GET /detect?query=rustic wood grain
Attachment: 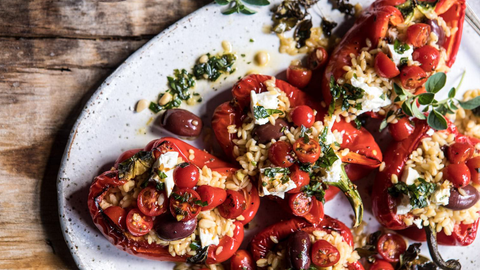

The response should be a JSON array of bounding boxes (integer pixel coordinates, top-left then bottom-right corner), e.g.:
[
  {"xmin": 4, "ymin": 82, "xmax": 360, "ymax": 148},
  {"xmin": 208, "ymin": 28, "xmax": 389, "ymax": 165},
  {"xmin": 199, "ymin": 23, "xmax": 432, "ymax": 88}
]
[{"xmin": 0, "ymin": 0, "xmax": 210, "ymax": 269}]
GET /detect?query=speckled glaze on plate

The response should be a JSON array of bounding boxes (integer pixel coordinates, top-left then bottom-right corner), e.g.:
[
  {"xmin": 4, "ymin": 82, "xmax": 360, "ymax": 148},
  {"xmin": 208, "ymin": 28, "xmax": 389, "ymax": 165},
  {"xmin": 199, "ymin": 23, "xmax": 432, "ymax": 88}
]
[{"xmin": 58, "ymin": 1, "xmax": 480, "ymax": 269}]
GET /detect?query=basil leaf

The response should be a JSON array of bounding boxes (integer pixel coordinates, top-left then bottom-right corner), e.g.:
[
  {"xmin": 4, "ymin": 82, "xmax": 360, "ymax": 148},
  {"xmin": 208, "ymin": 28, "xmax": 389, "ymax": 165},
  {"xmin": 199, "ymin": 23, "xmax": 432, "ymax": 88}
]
[
  {"xmin": 149, "ymin": 102, "xmax": 161, "ymax": 113},
  {"xmin": 411, "ymin": 100, "xmax": 426, "ymax": 120},
  {"xmin": 427, "ymin": 109, "xmax": 448, "ymax": 130},
  {"xmin": 417, "ymin": 93, "xmax": 435, "ymax": 105},
  {"xmin": 448, "ymin": 87, "xmax": 456, "ymax": 98},
  {"xmin": 458, "ymin": 96, "xmax": 480, "ymax": 110},
  {"xmin": 394, "ymin": 83, "xmax": 405, "ymax": 96},
  {"xmin": 402, "ymin": 99, "xmax": 413, "ymax": 117},
  {"xmin": 388, "ymin": 178, "xmax": 436, "ymax": 209},
  {"xmin": 425, "ymin": 72, "xmax": 446, "ymax": 93},
  {"xmin": 394, "ymin": 39, "xmax": 410, "ymax": 54},
  {"xmin": 264, "ymin": 167, "xmax": 290, "ymax": 178},
  {"xmin": 215, "ymin": 0, "xmax": 230, "ymax": 5},
  {"xmin": 243, "ymin": 0, "xmax": 270, "ymax": 6}
]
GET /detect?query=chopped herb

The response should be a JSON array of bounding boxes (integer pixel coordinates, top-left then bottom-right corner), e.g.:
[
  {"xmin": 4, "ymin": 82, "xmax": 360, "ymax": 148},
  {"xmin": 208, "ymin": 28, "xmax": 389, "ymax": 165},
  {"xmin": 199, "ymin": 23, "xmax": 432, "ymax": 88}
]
[
  {"xmin": 303, "ymin": 181, "xmax": 326, "ymax": 203},
  {"xmin": 251, "ymin": 161, "xmax": 258, "ymax": 166},
  {"xmin": 118, "ymin": 151, "xmax": 155, "ymax": 180},
  {"xmin": 168, "ymin": 69, "xmax": 195, "ymax": 100},
  {"xmin": 264, "ymin": 167, "xmax": 291, "ymax": 178},
  {"xmin": 329, "ymin": 76, "xmax": 365, "ymax": 115},
  {"xmin": 317, "ymin": 145, "xmax": 339, "ymax": 168},
  {"xmin": 158, "ymin": 171, "xmax": 167, "ymax": 179},
  {"xmin": 178, "ymin": 162, "xmax": 190, "ymax": 168},
  {"xmin": 388, "ymin": 178, "xmax": 436, "ymax": 209},
  {"xmin": 250, "ymin": 38, "xmax": 254, "ymax": 42},
  {"xmin": 394, "ymin": 39, "xmax": 411, "ymax": 54},
  {"xmin": 354, "ymin": 118, "xmax": 362, "ymax": 130},
  {"xmin": 172, "ymin": 192, "xmax": 192, "ymax": 203},
  {"xmin": 399, "ymin": 57, "xmax": 409, "ymax": 66},
  {"xmin": 321, "ymin": 18, "xmax": 338, "ymax": 37},
  {"xmin": 186, "ymin": 246, "xmax": 209, "ymax": 264},
  {"xmin": 194, "ymin": 200, "xmax": 208, "ymax": 207},
  {"xmin": 193, "ymin": 53, "xmax": 237, "ymax": 81},
  {"xmin": 262, "ymin": 181, "xmax": 268, "ymax": 186},
  {"xmin": 241, "ymin": 54, "xmax": 246, "ymax": 57},
  {"xmin": 189, "ymin": 241, "xmax": 201, "ymax": 251},
  {"xmin": 299, "ymin": 125, "xmax": 310, "ymax": 143},
  {"xmin": 253, "ymin": 106, "xmax": 283, "ymax": 119},
  {"xmin": 318, "ymin": 126, "xmax": 328, "ymax": 142}
]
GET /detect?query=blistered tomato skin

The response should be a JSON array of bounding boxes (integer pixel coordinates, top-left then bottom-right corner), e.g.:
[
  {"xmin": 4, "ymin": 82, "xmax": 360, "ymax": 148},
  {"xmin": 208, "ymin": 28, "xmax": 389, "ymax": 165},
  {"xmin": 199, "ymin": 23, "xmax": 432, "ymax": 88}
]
[
  {"xmin": 137, "ymin": 187, "xmax": 168, "ymax": 217},
  {"xmin": 388, "ymin": 117, "xmax": 414, "ymax": 141},
  {"xmin": 444, "ymin": 163, "xmax": 471, "ymax": 188},
  {"xmin": 447, "ymin": 142, "xmax": 474, "ymax": 164},
  {"xmin": 374, "ymin": 52, "xmax": 400, "ymax": 79},
  {"xmin": 287, "ymin": 65, "xmax": 312, "ymax": 88},
  {"xmin": 196, "ymin": 185, "xmax": 227, "ymax": 211},
  {"xmin": 370, "ymin": 259, "xmax": 394, "ymax": 270},
  {"xmin": 288, "ymin": 164, "xmax": 310, "ymax": 194},
  {"xmin": 467, "ymin": 157, "xmax": 480, "ymax": 185},
  {"xmin": 173, "ymin": 163, "xmax": 200, "ymax": 188},
  {"xmin": 269, "ymin": 141, "xmax": 295, "ymax": 168},
  {"xmin": 218, "ymin": 190, "xmax": 246, "ymax": 219},
  {"xmin": 290, "ymin": 105, "xmax": 315, "ymax": 128},
  {"xmin": 400, "ymin": 66, "xmax": 427, "ymax": 90},
  {"xmin": 406, "ymin": 23, "xmax": 431, "ymax": 47},
  {"xmin": 412, "ymin": 45, "xmax": 440, "ymax": 72},
  {"xmin": 230, "ymin": 250, "xmax": 255, "ymax": 270}
]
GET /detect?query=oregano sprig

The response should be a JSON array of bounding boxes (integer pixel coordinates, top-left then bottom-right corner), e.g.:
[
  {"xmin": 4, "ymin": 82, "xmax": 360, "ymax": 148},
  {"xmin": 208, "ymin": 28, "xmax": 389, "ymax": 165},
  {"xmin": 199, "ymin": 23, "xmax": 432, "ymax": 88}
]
[
  {"xmin": 215, "ymin": 0, "xmax": 270, "ymax": 15},
  {"xmin": 394, "ymin": 71, "xmax": 480, "ymax": 130}
]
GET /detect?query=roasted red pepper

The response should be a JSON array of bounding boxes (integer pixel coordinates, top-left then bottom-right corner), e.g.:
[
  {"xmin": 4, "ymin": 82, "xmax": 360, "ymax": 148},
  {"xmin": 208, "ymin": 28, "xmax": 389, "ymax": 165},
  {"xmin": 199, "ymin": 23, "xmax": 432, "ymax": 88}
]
[
  {"xmin": 321, "ymin": 0, "xmax": 466, "ymax": 108},
  {"xmin": 88, "ymin": 138, "xmax": 258, "ymax": 263},
  {"xmin": 250, "ymin": 216, "xmax": 364, "ymax": 269},
  {"xmin": 372, "ymin": 119, "xmax": 479, "ymax": 246}
]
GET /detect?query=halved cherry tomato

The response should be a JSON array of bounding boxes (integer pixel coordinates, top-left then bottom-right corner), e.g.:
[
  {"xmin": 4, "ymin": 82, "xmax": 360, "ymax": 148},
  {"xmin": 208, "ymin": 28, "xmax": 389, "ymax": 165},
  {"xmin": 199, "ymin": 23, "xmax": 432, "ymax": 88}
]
[
  {"xmin": 288, "ymin": 192, "xmax": 313, "ymax": 216},
  {"xmin": 406, "ymin": 23, "xmax": 431, "ymax": 47},
  {"xmin": 173, "ymin": 162, "xmax": 199, "ymax": 188},
  {"xmin": 288, "ymin": 164, "xmax": 310, "ymax": 193},
  {"xmin": 290, "ymin": 105, "xmax": 315, "ymax": 128},
  {"xmin": 412, "ymin": 45, "xmax": 440, "ymax": 72},
  {"xmin": 376, "ymin": 233, "xmax": 407, "ymax": 263},
  {"xmin": 447, "ymin": 142, "xmax": 474, "ymax": 164},
  {"xmin": 218, "ymin": 190, "xmax": 246, "ymax": 219},
  {"xmin": 126, "ymin": 208, "xmax": 153, "ymax": 236},
  {"xmin": 196, "ymin": 185, "xmax": 227, "ymax": 211},
  {"xmin": 287, "ymin": 65, "xmax": 312, "ymax": 88},
  {"xmin": 137, "ymin": 186, "xmax": 168, "ymax": 217},
  {"xmin": 293, "ymin": 138, "xmax": 321, "ymax": 164},
  {"xmin": 467, "ymin": 157, "xmax": 480, "ymax": 185},
  {"xmin": 400, "ymin": 66, "xmax": 427, "ymax": 90},
  {"xmin": 444, "ymin": 163, "xmax": 471, "ymax": 188},
  {"xmin": 370, "ymin": 259, "xmax": 394, "ymax": 270},
  {"xmin": 388, "ymin": 117, "xmax": 414, "ymax": 141},
  {"xmin": 374, "ymin": 52, "xmax": 400, "ymax": 78},
  {"xmin": 169, "ymin": 188, "xmax": 202, "ymax": 221},
  {"xmin": 230, "ymin": 250, "xmax": 255, "ymax": 270},
  {"xmin": 269, "ymin": 141, "xmax": 295, "ymax": 168},
  {"xmin": 103, "ymin": 206, "xmax": 126, "ymax": 230},
  {"xmin": 303, "ymin": 197, "xmax": 324, "ymax": 225},
  {"xmin": 311, "ymin": 239, "xmax": 340, "ymax": 267}
]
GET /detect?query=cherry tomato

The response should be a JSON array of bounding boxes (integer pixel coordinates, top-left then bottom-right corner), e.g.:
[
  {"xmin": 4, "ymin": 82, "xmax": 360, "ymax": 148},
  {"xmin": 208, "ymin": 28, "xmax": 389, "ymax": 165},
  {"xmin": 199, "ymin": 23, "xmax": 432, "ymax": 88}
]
[
  {"xmin": 218, "ymin": 190, "xmax": 246, "ymax": 219},
  {"xmin": 304, "ymin": 197, "xmax": 325, "ymax": 225},
  {"xmin": 230, "ymin": 250, "xmax": 255, "ymax": 270},
  {"xmin": 293, "ymin": 138, "xmax": 321, "ymax": 164},
  {"xmin": 126, "ymin": 208, "xmax": 153, "ymax": 236},
  {"xmin": 308, "ymin": 47, "xmax": 329, "ymax": 70},
  {"xmin": 269, "ymin": 141, "xmax": 295, "ymax": 168},
  {"xmin": 169, "ymin": 188, "xmax": 202, "ymax": 221},
  {"xmin": 311, "ymin": 239, "xmax": 340, "ymax": 267},
  {"xmin": 287, "ymin": 65, "xmax": 312, "ymax": 88},
  {"xmin": 137, "ymin": 186, "xmax": 168, "ymax": 217},
  {"xmin": 388, "ymin": 117, "xmax": 414, "ymax": 141},
  {"xmin": 467, "ymin": 157, "xmax": 480, "ymax": 185},
  {"xmin": 400, "ymin": 66, "xmax": 427, "ymax": 90},
  {"xmin": 103, "ymin": 206, "xmax": 126, "ymax": 230},
  {"xmin": 370, "ymin": 259, "xmax": 394, "ymax": 270},
  {"xmin": 196, "ymin": 185, "xmax": 227, "ymax": 211},
  {"xmin": 447, "ymin": 142, "xmax": 474, "ymax": 164},
  {"xmin": 444, "ymin": 163, "xmax": 471, "ymax": 188},
  {"xmin": 374, "ymin": 52, "xmax": 400, "ymax": 78},
  {"xmin": 376, "ymin": 233, "xmax": 407, "ymax": 262},
  {"xmin": 412, "ymin": 45, "xmax": 440, "ymax": 72},
  {"xmin": 288, "ymin": 192, "xmax": 313, "ymax": 216},
  {"xmin": 173, "ymin": 162, "xmax": 199, "ymax": 188},
  {"xmin": 288, "ymin": 164, "xmax": 310, "ymax": 193},
  {"xmin": 406, "ymin": 23, "xmax": 431, "ymax": 47},
  {"xmin": 290, "ymin": 105, "xmax": 315, "ymax": 128}
]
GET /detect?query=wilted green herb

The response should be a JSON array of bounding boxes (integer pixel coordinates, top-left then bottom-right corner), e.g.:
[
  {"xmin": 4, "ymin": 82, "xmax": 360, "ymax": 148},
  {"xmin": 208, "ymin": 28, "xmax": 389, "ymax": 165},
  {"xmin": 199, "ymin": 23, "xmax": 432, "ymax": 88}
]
[{"xmin": 193, "ymin": 53, "xmax": 236, "ymax": 81}]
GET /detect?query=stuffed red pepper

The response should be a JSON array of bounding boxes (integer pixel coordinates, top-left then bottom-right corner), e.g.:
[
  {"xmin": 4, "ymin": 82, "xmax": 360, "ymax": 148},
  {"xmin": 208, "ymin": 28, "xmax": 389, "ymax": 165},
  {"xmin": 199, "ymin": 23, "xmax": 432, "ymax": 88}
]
[{"xmin": 88, "ymin": 138, "xmax": 260, "ymax": 265}]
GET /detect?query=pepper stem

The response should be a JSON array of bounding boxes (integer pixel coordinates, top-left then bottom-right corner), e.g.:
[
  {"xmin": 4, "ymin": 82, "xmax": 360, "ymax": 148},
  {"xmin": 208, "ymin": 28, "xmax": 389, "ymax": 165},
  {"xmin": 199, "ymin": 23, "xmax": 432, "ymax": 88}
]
[
  {"xmin": 324, "ymin": 164, "xmax": 364, "ymax": 227},
  {"xmin": 424, "ymin": 226, "xmax": 461, "ymax": 270}
]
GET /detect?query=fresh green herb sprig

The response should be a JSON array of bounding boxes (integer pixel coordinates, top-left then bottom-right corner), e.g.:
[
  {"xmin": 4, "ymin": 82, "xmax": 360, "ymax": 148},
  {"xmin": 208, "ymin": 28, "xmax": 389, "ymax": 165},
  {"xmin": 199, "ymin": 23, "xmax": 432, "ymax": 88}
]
[
  {"xmin": 317, "ymin": 126, "xmax": 339, "ymax": 168},
  {"xmin": 193, "ymin": 53, "xmax": 236, "ymax": 81},
  {"xmin": 253, "ymin": 106, "xmax": 284, "ymax": 120},
  {"xmin": 394, "ymin": 72, "xmax": 480, "ymax": 130},
  {"xmin": 388, "ymin": 178, "xmax": 436, "ymax": 209},
  {"xmin": 394, "ymin": 39, "xmax": 411, "ymax": 54},
  {"xmin": 215, "ymin": 0, "xmax": 270, "ymax": 15},
  {"xmin": 303, "ymin": 181, "xmax": 326, "ymax": 203},
  {"xmin": 263, "ymin": 167, "xmax": 291, "ymax": 184},
  {"xmin": 329, "ymin": 76, "xmax": 365, "ymax": 115}
]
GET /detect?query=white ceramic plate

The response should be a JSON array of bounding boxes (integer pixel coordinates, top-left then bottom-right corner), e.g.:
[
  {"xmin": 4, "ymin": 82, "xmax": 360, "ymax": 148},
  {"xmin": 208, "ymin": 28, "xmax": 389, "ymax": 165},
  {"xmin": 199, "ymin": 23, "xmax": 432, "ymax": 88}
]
[{"xmin": 58, "ymin": 1, "xmax": 480, "ymax": 269}]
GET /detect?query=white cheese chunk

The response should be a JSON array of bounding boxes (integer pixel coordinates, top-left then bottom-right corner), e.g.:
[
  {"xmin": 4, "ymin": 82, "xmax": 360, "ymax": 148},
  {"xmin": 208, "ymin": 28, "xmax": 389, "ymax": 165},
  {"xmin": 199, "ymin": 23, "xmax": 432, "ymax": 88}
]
[
  {"xmin": 322, "ymin": 157, "xmax": 343, "ymax": 184},
  {"xmin": 431, "ymin": 187, "xmax": 451, "ymax": 206},
  {"xmin": 152, "ymin": 151, "xmax": 179, "ymax": 198},
  {"xmin": 396, "ymin": 195, "xmax": 413, "ymax": 215},
  {"xmin": 426, "ymin": 129, "xmax": 434, "ymax": 136},
  {"xmin": 386, "ymin": 43, "xmax": 414, "ymax": 66},
  {"xmin": 401, "ymin": 167, "xmax": 420, "ymax": 186},
  {"xmin": 413, "ymin": 218, "xmax": 423, "ymax": 229},
  {"xmin": 323, "ymin": 115, "xmax": 338, "ymax": 145},
  {"xmin": 350, "ymin": 77, "xmax": 391, "ymax": 115},
  {"xmin": 250, "ymin": 90, "xmax": 280, "ymax": 125},
  {"xmin": 260, "ymin": 167, "xmax": 297, "ymax": 199},
  {"xmin": 199, "ymin": 228, "xmax": 219, "ymax": 248}
]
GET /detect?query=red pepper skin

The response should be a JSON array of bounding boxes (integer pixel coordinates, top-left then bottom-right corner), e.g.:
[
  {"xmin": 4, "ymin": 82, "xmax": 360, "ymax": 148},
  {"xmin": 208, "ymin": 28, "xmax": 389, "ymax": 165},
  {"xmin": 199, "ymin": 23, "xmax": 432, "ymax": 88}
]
[
  {"xmin": 88, "ymin": 138, "xmax": 254, "ymax": 263},
  {"xmin": 212, "ymin": 75, "xmax": 383, "ymax": 195},
  {"xmin": 241, "ymin": 185, "xmax": 260, "ymax": 225},
  {"xmin": 250, "ymin": 216, "xmax": 361, "ymax": 268},
  {"xmin": 372, "ymin": 119, "xmax": 480, "ymax": 245},
  {"xmin": 321, "ymin": 0, "xmax": 465, "ymax": 108},
  {"xmin": 231, "ymin": 249, "xmax": 256, "ymax": 270}
]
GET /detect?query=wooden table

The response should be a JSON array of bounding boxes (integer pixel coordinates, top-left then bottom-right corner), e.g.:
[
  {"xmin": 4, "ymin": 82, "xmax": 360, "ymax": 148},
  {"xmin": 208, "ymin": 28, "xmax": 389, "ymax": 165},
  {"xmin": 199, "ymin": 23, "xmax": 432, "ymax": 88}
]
[{"xmin": 0, "ymin": 1, "xmax": 209, "ymax": 268}]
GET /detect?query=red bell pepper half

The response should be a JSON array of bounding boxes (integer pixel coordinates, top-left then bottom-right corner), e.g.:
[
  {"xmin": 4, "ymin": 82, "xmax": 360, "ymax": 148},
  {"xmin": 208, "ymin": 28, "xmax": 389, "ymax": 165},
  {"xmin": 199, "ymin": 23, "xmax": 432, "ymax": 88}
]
[
  {"xmin": 212, "ymin": 74, "xmax": 383, "ymax": 226},
  {"xmin": 321, "ymin": 0, "xmax": 466, "ymax": 108},
  {"xmin": 250, "ymin": 216, "xmax": 364, "ymax": 269},
  {"xmin": 88, "ymin": 138, "xmax": 260, "ymax": 263}
]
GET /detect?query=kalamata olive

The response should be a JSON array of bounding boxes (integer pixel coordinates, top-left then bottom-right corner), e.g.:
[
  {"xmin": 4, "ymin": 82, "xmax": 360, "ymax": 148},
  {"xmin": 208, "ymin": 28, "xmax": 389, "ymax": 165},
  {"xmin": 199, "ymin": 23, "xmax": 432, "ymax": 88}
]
[
  {"xmin": 252, "ymin": 119, "xmax": 289, "ymax": 144},
  {"xmin": 445, "ymin": 185, "xmax": 480, "ymax": 210},
  {"xmin": 161, "ymin": 109, "xmax": 203, "ymax": 138},
  {"xmin": 288, "ymin": 231, "xmax": 312, "ymax": 270},
  {"xmin": 426, "ymin": 19, "xmax": 445, "ymax": 46},
  {"xmin": 154, "ymin": 214, "xmax": 197, "ymax": 241}
]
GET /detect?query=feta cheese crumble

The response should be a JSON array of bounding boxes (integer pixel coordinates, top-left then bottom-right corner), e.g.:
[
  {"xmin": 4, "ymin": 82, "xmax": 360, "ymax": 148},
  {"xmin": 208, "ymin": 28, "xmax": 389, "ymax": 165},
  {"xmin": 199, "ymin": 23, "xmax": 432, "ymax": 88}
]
[
  {"xmin": 250, "ymin": 90, "xmax": 280, "ymax": 125},
  {"xmin": 396, "ymin": 194, "xmax": 413, "ymax": 215},
  {"xmin": 151, "ymin": 151, "xmax": 179, "ymax": 197},
  {"xmin": 350, "ymin": 77, "xmax": 391, "ymax": 115},
  {"xmin": 401, "ymin": 167, "xmax": 420, "ymax": 186},
  {"xmin": 386, "ymin": 43, "xmax": 414, "ymax": 66},
  {"xmin": 431, "ymin": 186, "xmax": 451, "ymax": 206},
  {"xmin": 260, "ymin": 167, "xmax": 297, "ymax": 199},
  {"xmin": 199, "ymin": 228, "xmax": 219, "ymax": 248}
]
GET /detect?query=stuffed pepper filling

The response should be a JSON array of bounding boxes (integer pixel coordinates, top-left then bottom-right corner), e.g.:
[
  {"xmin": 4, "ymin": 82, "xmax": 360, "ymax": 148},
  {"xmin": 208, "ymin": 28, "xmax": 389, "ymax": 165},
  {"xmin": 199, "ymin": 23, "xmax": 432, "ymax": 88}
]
[
  {"xmin": 330, "ymin": 3, "xmax": 453, "ymax": 122},
  {"xmin": 387, "ymin": 129, "xmax": 480, "ymax": 235},
  {"xmin": 451, "ymin": 89, "xmax": 480, "ymax": 139},
  {"xmin": 98, "ymin": 145, "xmax": 249, "ymax": 259}
]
